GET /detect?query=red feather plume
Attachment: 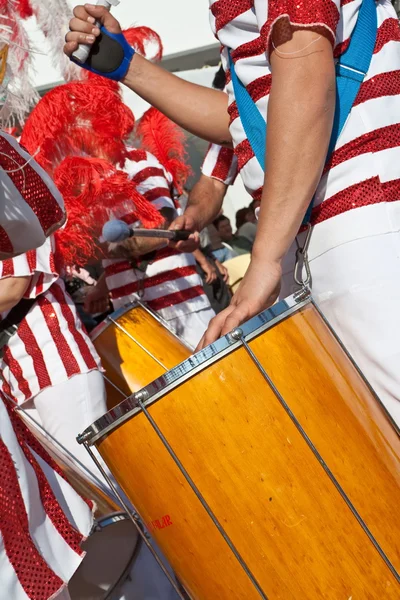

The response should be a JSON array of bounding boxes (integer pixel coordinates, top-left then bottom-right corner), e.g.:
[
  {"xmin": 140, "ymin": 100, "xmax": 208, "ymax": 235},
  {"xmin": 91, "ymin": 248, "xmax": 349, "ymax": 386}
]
[
  {"xmin": 21, "ymin": 79, "xmax": 134, "ymax": 173},
  {"xmin": 136, "ymin": 108, "xmax": 191, "ymax": 194},
  {"xmin": 123, "ymin": 26, "xmax": 163, "ymax": 61},
  {"xmin": 15, "ymin": 0, "xmax": 33, "ymax": 18},
  {"xmin": 53, "ymin": 156, "xmax": 162, "ymax": 268}
]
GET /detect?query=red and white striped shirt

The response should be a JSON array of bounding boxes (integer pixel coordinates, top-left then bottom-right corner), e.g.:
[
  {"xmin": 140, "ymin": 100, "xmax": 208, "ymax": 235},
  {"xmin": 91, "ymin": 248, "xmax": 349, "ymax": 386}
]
[
  {"xmin": 103, "ymin": 150, "xmax": 210, "ymax": 320},
  {"xmin": 0, "ymin": 237, "xmax": 102, "ymax": 405},
  {"xmin": 201, "ymin": 143, "xmax": 238, "ymax": 185},
  {"xmin": 209, "ymin": 0, "xmax": 400, "ymax": 224},
  {"xmin": 0, "ymin": 131, "xmax": 65, "ymax": 260}
]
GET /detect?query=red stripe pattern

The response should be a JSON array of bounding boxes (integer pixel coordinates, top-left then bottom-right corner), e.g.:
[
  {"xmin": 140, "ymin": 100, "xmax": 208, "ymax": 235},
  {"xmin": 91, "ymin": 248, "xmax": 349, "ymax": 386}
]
[
  {"xmin": 201, "ymin": 143, "xmax": 238, "ymax": 184},
  {"xmin": 0, "ymin": 240, "xmax": 101, "ymax": 405},
  {"xmin": 210, "ymin": 0, "xmax": 400, "ymax": 227},
  {"xmin": 0, "ymin": 135, "xmax": 64, "ymax": 235},
  {"xmin": 104, "ymin": 151, "xmax": 210, "ymax": 318}
]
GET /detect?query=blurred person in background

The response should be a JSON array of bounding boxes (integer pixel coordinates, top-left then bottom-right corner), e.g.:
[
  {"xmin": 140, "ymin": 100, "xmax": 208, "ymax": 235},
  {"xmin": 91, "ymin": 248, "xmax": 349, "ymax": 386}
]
[
  {"xmin": 213, "ymin": 215, "xmax": 252, "ymax": 256},
  {"xmin": 235, "ymin": 206, "xmax": 257, "ymax": 247}
]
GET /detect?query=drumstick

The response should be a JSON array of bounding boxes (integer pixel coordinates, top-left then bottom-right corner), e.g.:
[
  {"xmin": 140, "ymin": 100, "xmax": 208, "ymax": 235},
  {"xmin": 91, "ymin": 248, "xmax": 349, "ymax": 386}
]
[
  {"xmin": 102, "ymin": 220, "xmax": 191, "ymax": 243},
  {"xmin": 72, "ymin": 0, "xmax": 120, "ymax": 64}
]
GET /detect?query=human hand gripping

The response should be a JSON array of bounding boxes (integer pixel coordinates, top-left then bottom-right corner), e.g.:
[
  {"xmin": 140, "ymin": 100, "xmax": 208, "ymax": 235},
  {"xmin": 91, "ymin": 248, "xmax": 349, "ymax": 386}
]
[
  {"xmin": 64, "ymin": 4, "xmax": 135, "ymax": 81},
  {"xmin": 196, "ymin": 258, "xmax": 282, "ymax": 351},
  {"xmin": 168, "ymin": 214, "xmax": 200, "ymax": 253}
]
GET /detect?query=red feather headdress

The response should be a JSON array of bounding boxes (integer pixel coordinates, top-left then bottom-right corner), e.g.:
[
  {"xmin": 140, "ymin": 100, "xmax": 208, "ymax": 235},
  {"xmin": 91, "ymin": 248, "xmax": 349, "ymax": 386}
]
[
  {"xmin": 136, "ymin": 107, "xmax": 191, "ymax": 195},
  {"xmin": 52, "ymin": 156, "xmax": 162, "ymax": 268}
]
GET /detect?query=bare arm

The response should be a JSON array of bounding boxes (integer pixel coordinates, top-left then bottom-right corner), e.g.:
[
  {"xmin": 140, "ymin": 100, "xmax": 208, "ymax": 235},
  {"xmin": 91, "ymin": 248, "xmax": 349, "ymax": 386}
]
[
  {"xmin": 198, "ymin": 29, "xmax": 336, "ymax": 348},
  {"xmin": 64, "ymin": 5, "xmax": 231, "ymax": 146},
  {"xmin": 107, "ymin": 208, "xmax": 174, "ymax": 259},
  {"xmin": 169, "ymin": 175, "xmax": 228, "ymax": 252},
  {"xmin": 253, "ymin": 29, "xmax": 335, "ymax": 265},
  {"xmin": 0, "ymin": 277, "xmax": 31, "ymax": 313}
]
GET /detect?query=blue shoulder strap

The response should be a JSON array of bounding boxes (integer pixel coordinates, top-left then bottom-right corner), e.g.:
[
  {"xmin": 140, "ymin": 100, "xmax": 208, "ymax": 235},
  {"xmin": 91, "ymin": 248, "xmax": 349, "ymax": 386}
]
[{"xmin": 228, "ymin": 0, "xmax": 377, "ymax": 223}]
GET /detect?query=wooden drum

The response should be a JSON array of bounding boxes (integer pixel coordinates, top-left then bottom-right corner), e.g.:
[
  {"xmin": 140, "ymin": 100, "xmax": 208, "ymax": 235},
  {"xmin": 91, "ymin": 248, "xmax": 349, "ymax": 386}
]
[
  {"xmin": 81, "ymin": 291, "xmax": 400, "ymax": 599},
  {"xmin": 91, "ymin": 302, "xmax": 190, "ymax": 409}
]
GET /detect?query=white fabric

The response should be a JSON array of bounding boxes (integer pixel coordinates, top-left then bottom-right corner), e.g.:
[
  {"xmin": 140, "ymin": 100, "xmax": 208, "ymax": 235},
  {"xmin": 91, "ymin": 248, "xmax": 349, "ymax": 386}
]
[
  {"xmin": 0, "ymin": 238, "xmax": 102, "ymax": 405},
  {"xmin": 0, "ymin": 131, "xmax": 65, "ymax": 259},
  {"xmin": 166, "ymin": 306, "xmax": 215, "ymax": 350},
  {"xmin": 26, "ymin": 371, "xmax": 108, "ymax": 487},
  {"xmin": 0, "ymin": 398, "xmax": 93, "ymax": 600},
  {"xmin": 209, "ymin": 0, "xmax": 400, "ymax": 213},
  {"xmin": 280, "ymin": 202, "xmax": 400, "ymax": 427}
]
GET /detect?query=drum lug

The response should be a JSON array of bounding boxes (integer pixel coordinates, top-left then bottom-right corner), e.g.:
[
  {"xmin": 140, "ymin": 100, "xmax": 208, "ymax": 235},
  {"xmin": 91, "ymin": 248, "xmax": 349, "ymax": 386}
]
[
  {"xmin": 228, "ymin": 328, "xmax": 244, "ymax": 343},
  {"xmin": 134, "ymin": 389, "xmax": 150, "ymax": 405}
]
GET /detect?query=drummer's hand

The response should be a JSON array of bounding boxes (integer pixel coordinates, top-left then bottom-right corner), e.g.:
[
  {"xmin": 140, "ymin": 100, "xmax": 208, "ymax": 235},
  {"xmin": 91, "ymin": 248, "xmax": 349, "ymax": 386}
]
[
  {"xmin": 215, "ymin": 259, "xmax": 229, "ymax": 284},
  {"xmin": 202, "ymin": 260, "xmax": 218, "ymax": 284},
  {"xmin": 196, "ymin": 259, "xmax": 282, "ymax": 351},
  {"xmin": 168, "ymin": 214, "xmax": 200, "ymax": 253},
  {"xmin": 64, "ymin": 4, "xmax": 121, "ymax": 58},
  {"xmin": 84, "ymin": 285, "xmax": 110, "ymax": 315}
]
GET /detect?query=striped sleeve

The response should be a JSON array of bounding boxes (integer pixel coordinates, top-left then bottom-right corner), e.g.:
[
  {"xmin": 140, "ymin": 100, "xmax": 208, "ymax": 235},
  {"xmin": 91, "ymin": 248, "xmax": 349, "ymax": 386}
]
[
  {"xmin": 0, "ymin": 237, "xmax": 58, "ymax": 299},
  {"xmin": 201, "ymin": 144, "xmax": 238, "ymax": 185},
  {"xmin": 125, "ymin": 151, "xmax": 176, "ymax": 213},
  {"xmin": 256, "ymin": 0, "xmax": 341, "ymax": 55},
  {"xmin": 0, "ymin": 132, "xmax": 65, "ymax": 260}
]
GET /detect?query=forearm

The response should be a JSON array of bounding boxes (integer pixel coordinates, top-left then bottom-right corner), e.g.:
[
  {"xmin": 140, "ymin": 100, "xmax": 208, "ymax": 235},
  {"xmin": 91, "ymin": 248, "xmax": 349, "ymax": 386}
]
[
  {"xmin": 192, "ymin": 249, "xmax": 209, "ymax": 269},
  {"xmin": 253, "ymin": 35, "xmax": 335, "ymax": 265},
  {"xmin": 186, "ymin": 176, "xmax": 228, "ymax": 230},
  {"xmin": 108, "ymin": 237, "xmax": 167, "ymax": 260},
  {"xmin": 0, "ymin": 277, "xmax": 31, "ymax": 312},
  {"xmin": 123, "ymin": 55, "xmax": 232, "ymax": 146}
]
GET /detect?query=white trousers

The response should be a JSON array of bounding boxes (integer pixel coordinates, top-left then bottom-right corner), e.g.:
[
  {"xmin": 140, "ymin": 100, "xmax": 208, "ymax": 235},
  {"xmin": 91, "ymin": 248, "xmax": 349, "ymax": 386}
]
[
  {"xmin": 281, "ymin": 202, "xmax": 400, "ymax": 427},
  {"xmin": 167, "ymin": 307, "xmax": 215, "ymax": 349},
  {"xmin": 24, "ymin": 371, "xmax": 180, "ymax": 600},
  {"xmin": 25, "ymin": 370, "xmax": 108, "ymax": 487}
]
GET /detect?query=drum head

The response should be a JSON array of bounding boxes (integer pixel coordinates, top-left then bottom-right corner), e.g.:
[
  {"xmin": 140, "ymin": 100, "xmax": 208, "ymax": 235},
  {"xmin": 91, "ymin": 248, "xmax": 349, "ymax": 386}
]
[{"xmin": 69, "ymin": 513, "xmax": 141, "ymax": 600}]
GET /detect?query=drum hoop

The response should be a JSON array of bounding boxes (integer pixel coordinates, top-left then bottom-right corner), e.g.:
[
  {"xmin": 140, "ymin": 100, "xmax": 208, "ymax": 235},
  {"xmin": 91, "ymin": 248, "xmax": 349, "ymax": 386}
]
[{"xmin": 79, "ymin": 292, "xmax": 312, "ymax": 446}]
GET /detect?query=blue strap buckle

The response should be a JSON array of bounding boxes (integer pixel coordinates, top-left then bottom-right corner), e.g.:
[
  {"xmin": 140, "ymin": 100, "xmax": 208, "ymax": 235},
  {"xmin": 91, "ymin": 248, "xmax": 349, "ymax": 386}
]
[{"xmin": 336, "ymin": 63, "xmax": 367, "ymax": 83}]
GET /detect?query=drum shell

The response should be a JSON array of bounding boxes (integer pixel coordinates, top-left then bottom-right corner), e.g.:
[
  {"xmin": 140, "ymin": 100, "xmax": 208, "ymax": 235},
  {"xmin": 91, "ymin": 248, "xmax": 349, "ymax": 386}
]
[
  {"xmin": 91, "ymin": 304, "xmax": 190, "ymax": 409},
  {"xmin": 95, "ymin": 303, "xmax": 400, "ymax": 599}
]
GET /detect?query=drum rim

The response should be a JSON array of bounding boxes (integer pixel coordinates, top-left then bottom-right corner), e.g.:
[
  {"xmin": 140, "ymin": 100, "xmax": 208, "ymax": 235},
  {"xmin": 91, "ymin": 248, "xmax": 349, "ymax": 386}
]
[
  {"xmin": 79, "ymin": 291, "xmax": 311, "ymax": 446},
  {"xmin": 90, "ymin": 302, "xmax": 142, "ymax": 342},
  {"xmin": 90, "ymin": 299, "xmax": 190, "ymax": 348}
]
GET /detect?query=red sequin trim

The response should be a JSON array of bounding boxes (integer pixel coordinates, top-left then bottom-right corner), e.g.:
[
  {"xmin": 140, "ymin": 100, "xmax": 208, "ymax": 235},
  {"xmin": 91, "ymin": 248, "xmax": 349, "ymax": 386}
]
[
  {"xmin": 211, "ymin": 147, "xmax": 236, "ymax": 181},
  {"xmin": 37, "ymin": 293, "xmax": 81, "ymax": 379},
  {"xmin": 127, "ymin": 148, "xmax": 148, "ymax": 162},
  {"xmin": 18, "ymin": 319, "xmax": 52, "ymax": 391},
  {"xmin": 132, "ymin": 167, "xmax": 165, "ymax": 185},
  {"xmin": 374, "ymin": 18, "xmax": 400, "ymax": 55},
  {"xmin": 0, "ymin": 438, "xmax": 64, "ymax": 600},
  {"xmin": 2, "ymin": 346, "xmax": 32, "ymax": 402},
  {"xmin": 260, "ymin": 1, "xmax": 339, "ymax": 53},
  {"xmin": 111, "ymin": 266, "xmax": 198, "ymax": 300},
  {"xmin": 311, "ymin": 176, "xmax": 385, "ymax": 225},
  {"xmin": 143, "ymin": 187, "xmax": 172, "ymax": 203},
  {"xmin": 235, "ymin": 139, "xmax": 254, "ymax": 171},
  {"xmin": 26, "ymin": 249, "xmax": 37, "ymax": 272},
  {"xmin": 148, "ymin": 285, "xmax": 206, "ymax": 312},
  {"xmin": 0, "ymin": 226, "xmax": 13, "ymax": 255},
  {"xmin": 325, "ymin": 124, "xmax": 400, "ymax": 174},
  {"xmin": 382, "ymin": 178, "xmax": 400, "ymax": 202},
  {"xmin": 0, "ymin": 137, "xmax": 64, "ymax": 236},
  {"xmin": 50, "ymin": 282, "xmax": 98, "ymax": 372},
  {"xmin": 105, "ymin": 260, "xmax": 132, "ymax": 278},
  {"xmin": 355, "ymin": 70, "xmax": 400, "ymax": 107},
  {"xmin": 211, "ymin": 0, "xmax": 253, "ymax": 33}
]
